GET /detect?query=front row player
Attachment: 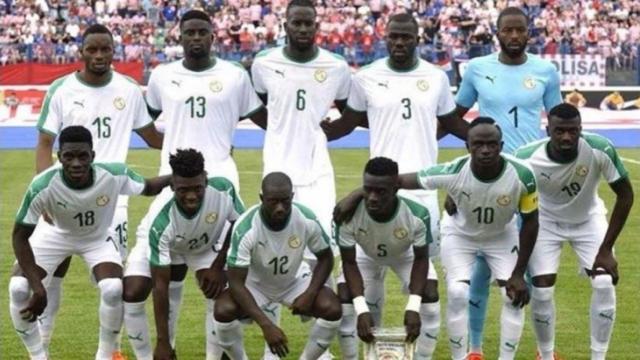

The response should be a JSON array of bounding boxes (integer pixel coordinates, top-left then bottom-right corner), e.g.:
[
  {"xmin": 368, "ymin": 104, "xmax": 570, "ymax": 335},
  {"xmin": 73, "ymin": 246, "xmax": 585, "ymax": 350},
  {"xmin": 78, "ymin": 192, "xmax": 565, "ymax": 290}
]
[
  {"xmin": 214, "ymin": 172, "xmax": 342, "ymax": 359},
  {"xmin": 9, "ymin": 126, "xmax": 170, "ymax": 360},
  {"xmin": 514, "ymin": 104, "xmax": 634, "ymax": 360},
  {"xmin": 335, "ymin": 157, "xmax": 440, "ymax": 360},
  {"xmin": 148, "ymin": 149, "xmax": 245, "ymax": 360}
]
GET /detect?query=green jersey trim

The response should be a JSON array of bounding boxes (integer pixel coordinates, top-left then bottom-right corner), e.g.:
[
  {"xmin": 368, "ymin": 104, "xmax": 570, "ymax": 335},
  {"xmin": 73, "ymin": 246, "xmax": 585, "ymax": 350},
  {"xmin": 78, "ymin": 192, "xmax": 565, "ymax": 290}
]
[
  {"xmin": 228, "ymin": 206, "xmax": 260, "ymax": 267},
  {"xmin": 293, "ymin": 203, "xmax": 330, "ymax": 246},
  {"xmin": 37, "ymin": 75, "xmax": 69, "ymax": 130},
  {"xmin": 583, "ymin": 133, "xmax": 628, "ymax": 178},
  {"xmin": 419, "ymin": 156, "xmax": 469, "ymax": 179},
  {"xmin": 398, "ymin": 196, "xmax": 432, "ymax": 245},
  {"xmin": 385, "ymin": 57, "xmax": 420, "ymax": 73},
  {"xmin": 15, "ymin": 168, "xmax": 58, "ymax": 224},
  {"xmin": 149, "ymin": 200, "xmax": 174, "ymax": 266},
  {"xmin": 282, "ymin": 47, "xmax": 320, "ymax": 64},
  {"xmin": 504, "ymin": 158, "xmax": 537, "ymax": 194},
  {"xmin": 514, "ymin": 139, "xmax": 547, "ymax": 160},
  {"xmin": 94, "ymin": 163, "xmax": 145, "ymax": 184},
  {"xmin": 74, "ymin": 71, "xmax": 114, "ymax": 88},
  {"xmin": 207, "ymin": 177, "xmax": 245, "ymax": 214}
]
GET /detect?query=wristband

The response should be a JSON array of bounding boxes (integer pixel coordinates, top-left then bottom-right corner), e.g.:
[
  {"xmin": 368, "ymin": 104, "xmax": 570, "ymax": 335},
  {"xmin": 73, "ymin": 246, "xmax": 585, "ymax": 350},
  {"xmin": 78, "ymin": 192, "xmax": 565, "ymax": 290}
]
[
  {"xmin": 353, "ymin": 296, "xmax": 370, "ymax": 315},
  {"xmin": 405, "ymin": 294, "xmax": 422, "ymax": 313}
]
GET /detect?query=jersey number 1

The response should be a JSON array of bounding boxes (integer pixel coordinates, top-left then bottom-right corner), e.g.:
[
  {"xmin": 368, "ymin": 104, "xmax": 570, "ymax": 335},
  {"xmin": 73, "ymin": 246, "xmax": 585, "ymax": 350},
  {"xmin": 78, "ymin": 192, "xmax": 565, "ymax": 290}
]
[
  {"xmin": 508, "ymin": 106, "xmax": 518, "ymax": 128},
  {"xmin": 268, "ymin": 255, "xmax": 289, "ymax": 275}
]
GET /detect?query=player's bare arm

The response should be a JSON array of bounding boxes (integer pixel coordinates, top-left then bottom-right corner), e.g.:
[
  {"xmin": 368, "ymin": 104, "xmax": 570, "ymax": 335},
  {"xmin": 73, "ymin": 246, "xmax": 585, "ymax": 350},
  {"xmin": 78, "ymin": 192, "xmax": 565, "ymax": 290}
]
[
  {"xmin": 135, "ymin": 123, "xmax": 164, "ymax": 150},
  {"xmin": 333, "ymin": 188, "xmax": 365, "ymax": 225},
  {"xmin": 405, "ymin": 245, "xmax": 429, "ymax": 342},
  {"xmin": 591, "ymin": 177, "xmax": 634, "ymax": 285},
  {"xmin": 35, "ymin": 132, "xmax": 56, "ymax": 173},
  {"xmin": 141, "ymin": 175, "xmax": 172, "ymax": 196},
  {"xmin": 227, "ymin": 266, "xmax": 289, "ymax": 356},
  {"xmin": 245, "ymin": 105, "xmax": 268, "ymax": 130},
  {"xmin": 334, "ymin": 98, "xmax": 348, "ymax": 113},
  {"xmin": 437, "ymin": 111, "xmax": 469, "ymax": 141},
  {"xmin": 12, "ymin": 223, "xmax": 47, "ymax": 321},
  {"xmin": 340, "ymin": 245, "xmax": 375, "ymax": 343},
  {"xmin": 198, "ymin": 221, "xmax": 235, "ymax": 299},
  {"xmin": 150, "ymin": 264, "xmax": 173, "ymax": 360},
  {"xmin": 506, "ymin": 210, "xmax": 538, "ymax": 308},
  {"xmin": 321, "ymin": 108, "xmax": 367, "ymax": 141},
  {"xmin": 291, "ymin": 248, "xmax": 333, "ymax": 316}
]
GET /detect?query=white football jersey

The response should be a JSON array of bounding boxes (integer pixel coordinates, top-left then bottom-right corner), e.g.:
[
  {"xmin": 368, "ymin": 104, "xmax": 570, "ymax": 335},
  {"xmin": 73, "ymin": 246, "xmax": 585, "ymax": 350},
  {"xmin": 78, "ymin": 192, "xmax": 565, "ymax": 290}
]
[
  {"xmin": 515, "ymin": 133, "xmax": 628, "ymax": 224},
  {"xmin": 227, "ymin": 203, "xmax": 331, "ymax": 292},
  {"xmin": 148, "ymin": 177, "xmax": 245, "ymax": 267},
  {"xmin": 417, "ymin": 154, "xmax": 538, "ymax": 238},
  {"xmin": 146, "ymin": 59, "xmax": 263, "ymax": 177},
  {"xmin": 37, "ymin": 71, "xmax": 152, "ymax": 163},
  {"xmin": 252, "ymin": 47, "xmax": 351, "ymax": 185},
  {"xmin": 16, "ymin": 163, "xmax": 145, "ymax": 239},
  {"xmin": 347, "ymin": 57, "xmax": 456, "ymax": 173},
  {"xmin": 336, "ymin": 196, "xmax": 431, "ymax": 263}
]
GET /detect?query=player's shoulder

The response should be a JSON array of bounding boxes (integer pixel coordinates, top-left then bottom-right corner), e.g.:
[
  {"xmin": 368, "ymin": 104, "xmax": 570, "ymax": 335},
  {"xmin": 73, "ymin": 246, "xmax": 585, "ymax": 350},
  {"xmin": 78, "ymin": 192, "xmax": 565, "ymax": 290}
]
[
  {"xmin": 421, "ymin": 155, "xmax": 470, "ymax": 177},
  {"xmin": 317, "ymin": 47, "xmax": 349, "ymax": 65},
  {"xmin": 93, "ymin": 162, "xmax": 130, "ymax": 176},
  {"xmin": 206, "ymin": 176, "xmax": 235, "ymax": 192},
  {"xmin": 353, "ymin": 57, "xmax": 386, "ymax": 77},
  {"xmin": 28, "ymin": 166, "xmax": 60, "ymax": 193},
  {"xmin": 503, "ymin": 154, "xmax": 536, "ymax": 191},
  {"xmin": 581, "ymin": 131, "xmax": 615, "ymax": 152},
  {"xmin": 525, "ymin": 53, "xmax": 557, "ymax": 72},
  {"xmin": 254, "ymin": 46, "xmax": 280, "ymax": 60},
  {"xmin": 233, "ymin": 205, "xmax": 261, "ymax": 238},
  {"xmin": 292, "ymin": 202, "xmax": 319, "ymax": 221},
  {"xmin": 150, "ymin": 198, "xmax": 176, "ymax": 232},
  {"xmin": 112, "ymin": 71, "xmax": 142, "ymax": 88},
  {"xmin": 514, "ymin": 138, "xmax": 548, "ymax": 159},
  {"xmin": 398, "ymin": 196, "xmax": 430, "ymax": 220},
  {"xmin": 46, "ymin": 73, "xmax": 74, "ymax": 97},
  {"xmin": 217, "ymin": 58, "xmax": 249, "ymax": 73},
  {"xmin": 466, "ymin": 53, "xmax": 499, "ymax": 69}
]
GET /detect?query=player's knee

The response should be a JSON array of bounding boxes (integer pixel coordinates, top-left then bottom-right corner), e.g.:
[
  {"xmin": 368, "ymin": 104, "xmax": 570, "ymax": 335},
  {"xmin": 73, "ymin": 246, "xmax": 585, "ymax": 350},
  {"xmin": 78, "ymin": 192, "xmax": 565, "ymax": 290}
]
[
  {"xmin": 422, "ymin": 282, "xmax": 439, "ymax": 303},
  {"xmin": 98, "ymin": 278, "xmax": 123, "ymax": 306},
  {"xmin": 591, "ymin": 274, "xmax": 614, "ymax": 290},
  {"xmin": 447, "ymin": 281, "xmax": 469, "ymax": 310},
  {"xmin": 8, "ymin": 276, "xmax": 30, "ymax": 302},
  {"xmin": 316, "ymin": 294, "xmax": 342, "ymax": 321},
  {"xmin": 213, "ymin": 296, "xmax": 238, "ymax": 323},
  {"xmin": 122, "ymin": 276, "xmax": 151, "ymax": 302},
  {"xmin": 531, "ymin": 285, "xmax": 555, "ymax": 302}
]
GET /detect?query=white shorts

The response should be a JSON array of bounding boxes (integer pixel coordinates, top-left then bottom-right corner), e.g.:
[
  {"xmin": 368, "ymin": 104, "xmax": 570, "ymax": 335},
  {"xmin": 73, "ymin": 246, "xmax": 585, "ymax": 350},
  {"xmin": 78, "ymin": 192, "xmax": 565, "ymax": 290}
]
[
  {"xmin": 337, "ymin": 247, "xmax": 437, "ymax": 293},
  {"xmin": 528, "ymin": 215, "xmax": 609, "ymax": 277},
  {"xmin": 441, "ymin": 227, "xmax": 518, "ymax": 283},
  {"xmin": 169, "ymin": 246, "xmax": 219, "ymax": 272},
  {"xmin": 398, "ymin": 189, "xmax": 440, "ymax": 259},
  {"xmin": 31, "ymin": 230, "xmax": 122, "ymax": 285},
  {"xmin": 245, "ymin": 264, "xmax": 313, "ymax": 308}
]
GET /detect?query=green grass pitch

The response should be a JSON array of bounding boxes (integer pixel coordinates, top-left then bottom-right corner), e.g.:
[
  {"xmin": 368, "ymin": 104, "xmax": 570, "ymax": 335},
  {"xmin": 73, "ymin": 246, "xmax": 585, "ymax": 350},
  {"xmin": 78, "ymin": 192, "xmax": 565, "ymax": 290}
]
[{"xmin": 1, "ymin": 148, "xmax": 638, "ymax": 359}]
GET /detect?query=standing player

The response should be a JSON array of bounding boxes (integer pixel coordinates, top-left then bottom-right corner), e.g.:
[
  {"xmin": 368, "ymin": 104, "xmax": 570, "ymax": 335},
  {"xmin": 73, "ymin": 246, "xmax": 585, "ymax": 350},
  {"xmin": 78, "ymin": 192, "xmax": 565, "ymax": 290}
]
[
  {"xmin": 336, "ymin": 157, "xmax": 437, "ymax": 359},
  {"xmin": 9, "ymin": 126, "xmax": 170, "ymax": 360},
  {"xmin": 452, "ymin": 7, "xmax": 562, "ymax": 358},
  {"xmin": 149, "ymin": 149, "xmax": 245, "ymax": 360},
  {"xmin": 214, "ymin": 173, "xmax": 342, "ymax": 360},
  {"xmin": 250, "ymin": 1, "xmax": 350, "ymax": 357},
  {"xmin": 323, "ymin": 12, "xmax": 468, "ymax": 358},
  {"xmin": 514, "ymin": 104, "xmax": 633, "ymax": 360},
  {"xmin": 32, "ymin": 24, "xmax": 163, "ymax": 353},
  {"xmin": 122, "ymin": 10, "xmax": 266, "ymax": 360}
]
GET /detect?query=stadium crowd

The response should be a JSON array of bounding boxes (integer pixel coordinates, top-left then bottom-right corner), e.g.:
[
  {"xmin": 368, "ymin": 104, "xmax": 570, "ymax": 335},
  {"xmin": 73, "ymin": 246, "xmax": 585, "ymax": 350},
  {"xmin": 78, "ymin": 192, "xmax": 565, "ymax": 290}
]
[{"xmin": 1, "ymin": 0, "xmax": 639, "ymax": 68}]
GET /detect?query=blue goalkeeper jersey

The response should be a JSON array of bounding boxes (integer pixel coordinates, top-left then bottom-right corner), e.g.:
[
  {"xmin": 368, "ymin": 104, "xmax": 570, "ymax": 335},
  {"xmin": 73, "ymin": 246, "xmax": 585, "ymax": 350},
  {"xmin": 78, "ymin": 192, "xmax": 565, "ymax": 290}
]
[{"xmin": 456, "ymin": 52, "xmax": 562, "ymax": 154}]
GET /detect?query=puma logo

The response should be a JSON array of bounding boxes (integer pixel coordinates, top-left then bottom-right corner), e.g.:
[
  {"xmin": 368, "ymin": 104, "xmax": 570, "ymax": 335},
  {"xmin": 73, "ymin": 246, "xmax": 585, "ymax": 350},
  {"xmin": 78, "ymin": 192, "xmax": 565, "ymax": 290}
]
[
  {"xmin": 275, "ymin": 69, "xmax": 285, "ymax": 78},
  {"xmin": 377, "ymin": 81, "xmax": 389, "ymax": 88},
  {"xmin": 73, "ymin": 100, "xmax": 85, "ymax": 107},
  {"xmin": 485, "ymin": 75, "xmax": 496, "ymax": 84},
  {"xmin": 540, "ymin": 172, "xmax": 552, "ymax": 180},
  {"xmin": 171, "ymin": 80, "xmax": 182, "ymax": 87}
]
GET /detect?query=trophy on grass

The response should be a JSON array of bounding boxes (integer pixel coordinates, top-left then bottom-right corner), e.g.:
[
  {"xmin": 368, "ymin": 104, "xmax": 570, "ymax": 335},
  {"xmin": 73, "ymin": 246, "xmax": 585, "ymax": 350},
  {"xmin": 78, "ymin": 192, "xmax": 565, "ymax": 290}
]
[{"xmin": 363, "ymin": 327, "xmax": 415, "ymax": 360}]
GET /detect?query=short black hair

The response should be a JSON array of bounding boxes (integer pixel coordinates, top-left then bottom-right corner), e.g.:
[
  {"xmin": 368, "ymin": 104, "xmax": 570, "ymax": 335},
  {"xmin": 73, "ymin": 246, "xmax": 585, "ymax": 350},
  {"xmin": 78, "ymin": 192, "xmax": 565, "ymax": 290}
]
[
  {"xmin": 262, "ymin": 172, "xmax": 293, "ymax": 193},
  {"xmin": 548, "ymin": 103, "xmax": 581, "ymax": 123},
  {"xmin": 82, "ymin": 24, "xmax": 112, "ymax": 42},
  {"xmin": 497, "ymin": 7, "xmax": 528, "ymax": 29},
  {"xmin": 59, "ymin": 126, "xmax": 93, "ymax": 147},
  {"xmin": 169, "ymin": 149, "xmax": 205, "ymax": 178},
  {"xmin": 365, "ymin": 157, "xmax": 399, "ymax": 177},
  {"xmin": 179, "ymin": 9, "xmax": 212, "ymax": 28},
  {"xmin": 469, "ymin": 116, "xmax": 502, "ymax": 136},
  {"xmin": 286, "ymin": 0, "xmax": 316, "ymax": 17},
  {"xmin": 388, "ymin": 12, "xmax": 419, "ymax": 31}
]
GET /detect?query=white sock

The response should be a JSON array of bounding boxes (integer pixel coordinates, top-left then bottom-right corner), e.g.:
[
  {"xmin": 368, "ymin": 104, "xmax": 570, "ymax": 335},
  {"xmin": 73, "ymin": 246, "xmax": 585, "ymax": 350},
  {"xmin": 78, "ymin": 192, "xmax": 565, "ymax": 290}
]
[
  {"xmin": 124, "ymin": 301, "xmax": 152, "ymax": 360},
  {"xmin": 215, "ymin": 319, "xmax": 246, "ymax": 360},
  {"xmin": 499, "ymin": 287, "xmax": 524, "ymax": 360},
  {"xmin": 416, "ymin": 301, "xmax": 440, "ymax": 359},
  {"xmin": 10, "ymin": 277, "xmax": 47, "ymax": 360},
  {"xmin": 364, "ymin": 276, "xmax": 385, "ymax": 326},
  {"xmin": 206, "ymin": 299, "xmax": 223, "ymax": 360},
  {"xmin": 38, "ymin": 276, "xmax": 62, "ymax": 350},
  {"xmin": 446, "ymin": 281, "xmax": 469, "ymax": 360},
  {"xmin": 338, "ymin": 304, "xmax": 357, "ymax": 360},
  {"xmin": 96, "ymin": 278, "xmax": 123, "ymax": 359},
  {"xmin": 168, "ymin": 281, "xmax": 184, "ymax": 348},
  {"xmin": 531, "ymin": 286, "xmax": 555, "ymax": 359},
  {"xmin": 301, "ymin": 318, "xmax": 340, "ymax": 360},
  {"xmin": 261, "ymin": 302, "xmax": 281, "ymax": 360},
  {"xmin": 590, "ymin": 275, "xmax": 616, "ymax": 358}
]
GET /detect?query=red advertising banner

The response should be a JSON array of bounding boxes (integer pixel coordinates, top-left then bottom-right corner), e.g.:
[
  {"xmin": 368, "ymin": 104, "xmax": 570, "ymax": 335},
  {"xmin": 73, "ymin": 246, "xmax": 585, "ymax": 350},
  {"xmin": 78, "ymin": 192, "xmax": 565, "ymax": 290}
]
[{"xmin": 0, "ymin": 62, "xmax": 144, "ymax": 85}]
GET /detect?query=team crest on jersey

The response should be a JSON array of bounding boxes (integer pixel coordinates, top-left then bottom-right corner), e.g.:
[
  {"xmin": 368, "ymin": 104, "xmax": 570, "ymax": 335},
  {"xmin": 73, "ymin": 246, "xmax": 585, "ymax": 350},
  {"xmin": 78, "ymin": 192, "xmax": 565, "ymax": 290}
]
[
  {"xmin": 394, "ymin": 227, "xmax": 408, "ymax": 239},
  {"xmin": 96, "ymin": 195, "xmax": 110, "ymax": 207},
  {"xmin": 523, "ymin": 77, "xmax": 536, "ymax": 89},
  {"xmin": 113, "ymin": 97, "xmax": 126, "ymax": 110},
  {"xmin": 496, "ymin": 195, "xmax": 511, "ymax": 206},
  {"xmin": 314, "ymin": 69, "xmax": 327, "ymax": 83},
  {"xmin": 205, "ymin": 212, "xmax": 218, "ymax": 224},
  {"xmin": 416, "ymin": 79, "xmax": 429, "ymax": 91},
  {"xmin": 288, "ymin": 235, "xmax": 302, "ymax": 249},
  {"xmin": 209, "ymin": 80, "xmax": 223, "ymax": 93},
  {"xmin": 576, "ymin": 165, "xmax": 589, "ymax": 177}
]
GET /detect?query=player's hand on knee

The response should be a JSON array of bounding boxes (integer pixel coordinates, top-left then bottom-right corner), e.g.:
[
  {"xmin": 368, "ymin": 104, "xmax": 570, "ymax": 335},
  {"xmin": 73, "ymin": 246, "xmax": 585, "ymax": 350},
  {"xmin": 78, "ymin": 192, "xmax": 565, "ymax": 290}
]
[
  {"xmin": 290, "ymin": 290, "xmax": 315, "ymax": 316},
  {"xmin": 20, "ymin": 285, "xmax": 47, "ymax": 322},
  {"xmin": 506, "ymin": 275, "xmax": 529, "ymax": 308},
  {"xmin": 153, "ymin": 341, "xmax": 173, "ymax": 360},
  {"xmin": 261, "ymin": 324, "xmax": 289, "ymax": 358},
  {"xmin": 404, "ymin": 310, "xmax": 421, "ymax": 343},
  {"xmin": 591, "ymin": 248, "xmax": 619, "ymax": 285},
  {"xmin": 198, "ymin": 268, "xmax": 226, "ymax": 299},
  {"xmin": 357, "ymin": 312, "xmax": 375, "ymax": 343},
  {"xmin": 444, "ymin": 195, "xmax": 458, "ymax": 216}
]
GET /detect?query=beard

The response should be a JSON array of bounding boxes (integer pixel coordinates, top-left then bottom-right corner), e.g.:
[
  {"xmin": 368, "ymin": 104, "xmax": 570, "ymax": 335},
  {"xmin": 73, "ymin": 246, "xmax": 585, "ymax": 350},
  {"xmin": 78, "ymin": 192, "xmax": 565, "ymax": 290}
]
[{"xmin": 498, "ymin": 38, "xmax": 527, "ymax": 58}]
